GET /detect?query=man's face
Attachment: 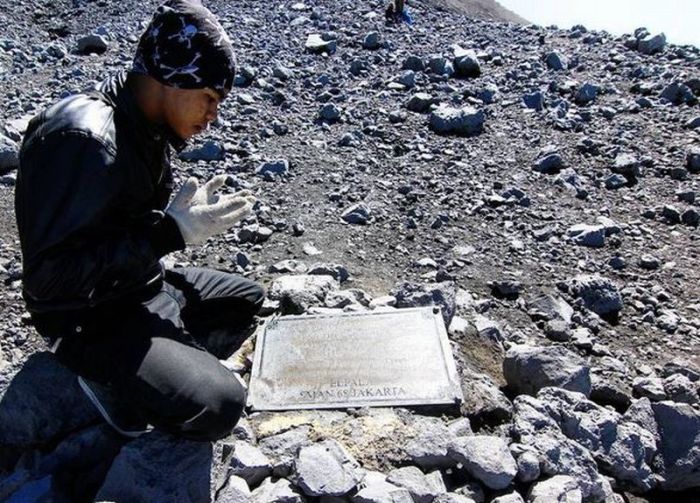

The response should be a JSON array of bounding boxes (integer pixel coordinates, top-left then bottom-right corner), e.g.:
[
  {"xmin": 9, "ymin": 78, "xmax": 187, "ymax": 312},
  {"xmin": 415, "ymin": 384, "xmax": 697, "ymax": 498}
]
[{"xmin": 161, "ymin": 86, "xmax": 225, "ymax": 140}]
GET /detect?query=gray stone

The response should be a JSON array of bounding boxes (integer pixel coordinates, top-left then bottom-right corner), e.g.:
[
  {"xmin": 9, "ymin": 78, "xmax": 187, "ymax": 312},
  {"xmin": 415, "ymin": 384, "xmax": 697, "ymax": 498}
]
[
  {"xmin": 434, "ymin": 494, "xmax": 477, "ymax": 503},
  {"xmin": 685, "ymin": 116, "xmax": 700, "ymax": 129},
  {"xmin": 459, "ymin": 369, "xmax": 513, "ymax": 426},
  {"xmin": 251, "ymin": 477, "xmax": 305, "ymax": 502},
  {"xmin": 386, "ymin": 466, "xmax": 445, "ymax": 503},
  {"xmin": 320, "ymin": 103, "xmax": 341, "ymax": 122},
  {"xmin": 448, "ymin": 436, "xmax": 517, "ymax": 490},
  {"xmin": 522, "ymin": 91, "xmax": 544, "ymax": 111},
  {"xmin": 402, "ymin": 55, "xmax": 425, "ymax": 72},
  {"xmin": 687, "ymin": 147, "xmax": 700, "ymax": 173},
  {"xmin": 512, "ymin": 395, "xmax": 608, "ymax": 501},
  {"xmin": 651, "ymin": 401, "xmax": 700, "ymax": 490},
  {"xmin": 305, "ymin": 34, "xmax": 336, "ymax": 54},
  {"xmin": 503, "ymin": 345, "xmax": 591, "ymax": 397},
  {"xmin": 309, "ymin": 263, "xmax": 350, "ymax": 283},
  {"xmin": 295, "ymin": 439, "xmax": 362, "ymax": 497},
  {"xmin": 575, "ymin": 82, "xmax": 599, "ymax": 105},
  {"xmin": 637, "ymin": 33, "xmax": 666, "ymax": 54},
  {"xmin": 527, "ymin": 295, "xmax": 574, "ymax": 323},
  {"xmin": 545, "ymin": 51, "xmax": 568, "ymax": 70},
  {"xmin": 605, "ymin": 174, "xmax": 627, "ymax": 190},
  {"xmin": 452, "ymin": 47, "xmax": 481, "ymax": 78},
  {"xmin": 660, "ymin": 82, "xmax": 695, "ymax": 105},
  {"xmin": 404, "ymin": 417, "xmax": 458, "ymax": 469},
  {"xmin": 238, "ymin": 224, "xmax": 273, "ymax": 244},
  {"xmin": 268, "ymin": 274, "xmax": 339, "ymax": 314},
  {"xmin": 352, "ymin": 471, "xmax": 413, "ymax": 503},
  {"xmin": 567, "ymin": 224, "xmax": 605, "ymax": 248},
  {"xmin": 492, "ymin": 493, "xmax": 525, "ymax": 503},
  {"xmin": 612, "ymin": 153, "xmax": 642, "ymax": 178},
  {"xmin": 406, "ymin": 93, "xmax": 434, "ymax": 113},
  {"xmin": 256, "ymin": 159, "xmax": 289, "ymax": 177},
  {"xmin": 429, "ymin": 106, "xmax": 485, "ymax": 136},
  {"xmin": 427, "ymin": 56, "xmax": 454, "ymax": 77},
  {"xmin": 516, "ymin": 451, "xmax": 541, "ymax": 483},
  {"xmin": 362, "ymin": 32, "xmax": 381, "ymax": 50},
  {"xmin": 391, "ymin": 281, "xmax": 456, "ymax": 326},
  {"xmin": 396, "ymin": 70, "xmax": 416, "ymax": 88},
  {"xmin": 269, "ymin": 260, "xmax": 309, "ymax": 274},
  {"xmin": 0, "ymin": 134, "xmax": 18, "ymax": 173},
  {"xmin": 217, "ymin": 475, "xmax": 251, "ymax": 503},
  {"xmin": 95, "ymin": 431, "xmax": 219, "ymax": 502},
  {"xmin": 76, "ymin": 34, "xmax": 108, "ymax": 54},
  {"xmin": 0, "ymin": 353, "xmax": 99, "ymax": 448},
  {"xmin": 663, "ymin": 374, "xmax": 698, "ymax": 404},
  {"xmin": 230, "ymin": 441, "xmax": 272, "ymax": 487},
  {"xmin": 567, "ymin": 274, "xmax": 623, "ymax": 316},
  {"xmin": 527, "ymin": 475, "xmax": 582, "ymax": 503},
  {"xmin": 341, "ymin": 203, "xmax": 371, "ymax": 224},
  {"xmin": 533, "ymin": 151, "xmax": 564, "ymax": 174},
  {"xmin": 179, "ymin": 141, "xmax": 225, "ymax": 162},
  {"xmin": 258, "ymin": 426, "xmax": 312, "ymax": 477}
]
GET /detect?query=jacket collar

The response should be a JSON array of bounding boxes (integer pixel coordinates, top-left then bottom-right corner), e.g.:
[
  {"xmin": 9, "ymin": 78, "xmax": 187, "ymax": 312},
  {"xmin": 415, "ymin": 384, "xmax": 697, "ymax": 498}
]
[{"xmin": 97, "ymin": 72, "xmax": 186, "ymax": 152}]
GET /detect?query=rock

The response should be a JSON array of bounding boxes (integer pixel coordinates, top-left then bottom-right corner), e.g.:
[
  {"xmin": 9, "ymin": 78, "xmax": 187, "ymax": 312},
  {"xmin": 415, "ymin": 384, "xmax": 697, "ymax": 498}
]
[
  {"xmin": 251, "ymin": 477, "xmax": 305, "ymax": 502},
  {"xmin": 396, "ymin": 70, "xmax": 416, "ymax": 88},
  {"xmin": 452, "ymin": 47, "xmax": 481, "ymax": 78},
  {"xmin": 76, "ymin": 34, "xmax": 108, "ymax": 54},
  {"xmin": 95, "ymin": 431, "xmax": 221, "ymax": 502},
  {"xmin": 605, "ymin": 173, "xmax": 627, "ymax": 190},
  {"xmin": 295, "ymin": 439, "xmax": 362, "ymax": 497},
  {"xmin": 459, "ymin": 369, "xmax": 513, "ymax": 426},
  {"xmin": 687, "ymin": 147, "xmax": 700, "ymax": 173},
  {"xmin": 515, "ymin": 450, "xmax": 541, "ymax": 483},
  {"xmin": 402, "ymin": 55, "xmax": 424, "ymax": 72},
  {"xmin": 545, "ymin": 51, "xmax": 568, "ymax": 70},
  {"xmin": 567, "ymin": 275, "xmax": 623, "ymax": 317},
  {"xmin": 434, "ymin": 494, "xmax": 477, "ymax": 503},
  {"xmin": 179, "ymin": 141, "xmax": 224, "ymax": 162},
  {"xmin": 406, "ymin": 93, "xmax": 435, "ymax": 113},
  {"xmin": 230, "ymin": 441, "xmax": 272, "ymax": 487},
  {"xmin": 512, "ymin": 395, "xmax": 608, "ymax": 501},
  {"xmin": 308, "ymin": 263, "xmax": 350, "ymax": 283},
  {"xmin": 637, "ymin": 32, "xmax": 666, "ymax": 54},
  {"xmin": 258, "ymin": 426, "xmax": 312, "ymax": 477},
  {"xmin": 305, "ymin": 33, "xmax": 336, "ymax": 54},
  {"xmin": 362, "ymin": 32, "xmax": 381, "ymax": 50},
  {"xmin": 320, "ymin": 103, "xmax": 341, "ymax": 122},
  {"xmin": 527, "ymin": 475, "xmax": 582, "ymax": 503},
  {"xmin": 256, "ymin": 159, "xmax": 289, "ymax": 177},
  {"xmin": 0, "ymin": 135, "xmax": 18, "ymax": 174},
  {"xmin": 522, "ymin": 91, "xmax": 544, "ymax": 111},
  {"xmin": 352, "ymin": 471, "xmax": 413, "ymax": 503},
  {"xmin": 651, "ymin": 401, "xmax": 700, "ymax": 490},
  {"xmin": 575, "ymin": 82, "xmax": 598, "ymax": 105},
  {"xmin": 567, "ymin": 224, "xmax": 605, "ymax": 248},
  {"xmin": 0, "ymin": 353, "xmax": 99, "ymax": 449},
  {"xmin": 638, "ymin": 255, "xmax": 660, "ymax": 270},
  {"xmin": 427, "ymin": 56, "xmax": 454, "ymax": 77},
  {"xmin": 612, "ymin": 153, "xmax": 642, "ymax": 178},
  {"xmin": 685, "ymin": 116, "xmax": 700, "ymax": 129},
  {"xmin": 404, "ymin": 416, "xmax": 458, "ymax": 469},
  {"xmin": 217, "ymin": 475, "xmax": 251, "ymax": 503},
  {"xmin": 391, "ymin": 281, "xmax": 456, "ymax": 326},
  {"xmin": 341, "ymin": 203, "xmax": 371, "ymax": 224},
  {"xmin": 268, "ymin": 274, "xmax": 339, "ymax": 314},
  {"xmin": 386, "ymin": 466, "xmax": 445, "ymax": 503},
  {"xmin": 492, "ymin": 493, "xmax": 525, "ymax": 503},
  {"xmin": 269, "ymin": 260, "xmax": 308, "ymax": 274},
  {"xmin": 429, "ymin": 106, "xmax": 485, "ymax": 136},
  {"xmin": 503, "ymin": 345, "xmax": 592, "ymax": 397},
  {"xmin": 663, "ymin": 374, "xmax": 698, "ymax": 404},
  {"xmin": 660, "ymin": 82, "xmax": 695, "ymax": 105},
  {"xmin": 533, "ymin": 149, "xmax": 564, "ymax": 174},
  {"xmin": 448, "ymin": 435, "xmax": 517, "ymax": 490},
  {"xmin": 238, "ymin": 224, "xmax": 273, "ymax": 244},
  {"xmin": 527, "ymin": 295, "xmax": 574, "ymax": 323}
]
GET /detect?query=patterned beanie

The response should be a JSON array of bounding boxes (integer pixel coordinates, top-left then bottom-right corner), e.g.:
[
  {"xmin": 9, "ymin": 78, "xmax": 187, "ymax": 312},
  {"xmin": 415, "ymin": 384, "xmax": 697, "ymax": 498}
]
[{"xmin": 132, "ymin": 0, "xmax": 236, "ymax": 96}]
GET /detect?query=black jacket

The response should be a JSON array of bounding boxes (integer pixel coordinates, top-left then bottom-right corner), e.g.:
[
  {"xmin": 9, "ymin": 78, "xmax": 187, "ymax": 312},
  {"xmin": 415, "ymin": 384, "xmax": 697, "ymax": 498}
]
[{"xmin": 15, "ymin": 72, "xmax": 186, "ymax": 318}]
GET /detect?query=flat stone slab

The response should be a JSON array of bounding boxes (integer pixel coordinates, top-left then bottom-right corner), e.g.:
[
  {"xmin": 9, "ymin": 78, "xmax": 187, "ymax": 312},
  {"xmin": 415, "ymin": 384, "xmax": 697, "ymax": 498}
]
[{"xmin": 248, "ymin": 307, "xmax": 463, "ymax": 410}]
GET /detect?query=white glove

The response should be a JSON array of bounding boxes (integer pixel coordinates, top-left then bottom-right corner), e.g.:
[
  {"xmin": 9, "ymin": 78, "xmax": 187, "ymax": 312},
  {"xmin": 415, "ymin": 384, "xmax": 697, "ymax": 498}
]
[{"xmin": 166, "ymin": 176, "xmax": 256, "ymax": 245}]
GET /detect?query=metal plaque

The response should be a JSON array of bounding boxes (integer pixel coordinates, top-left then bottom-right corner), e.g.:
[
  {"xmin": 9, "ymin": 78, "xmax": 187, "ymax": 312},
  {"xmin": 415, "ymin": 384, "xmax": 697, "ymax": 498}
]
[{"xmin": 248, "ymin": 307, "xmax": 464, "ymax": 411}]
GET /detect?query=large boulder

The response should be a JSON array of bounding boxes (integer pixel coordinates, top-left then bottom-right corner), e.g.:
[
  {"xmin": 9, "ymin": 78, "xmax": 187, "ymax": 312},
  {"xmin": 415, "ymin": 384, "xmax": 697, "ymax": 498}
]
[
  {"xmin": 429, "ymin": 106, "xmax": 484, "ymax": 136},
  {"xmin": 652, "ymin": 401, "xmax": 700, "ymax": 490},
  {"xmin": 503, "ymin": 345, "xmax": 592, "ymax": 397},
  {"xmin": 448, "ymin": 436, "xmax": 517, "ymax": 490},
  {"xmin": 294, "ymin": 439, "xmax": 363, "ymax": 497},
  {"xmin": 391, "ymin": 281, "xmax": 456, "ymax": 326},
  {"xmin": 637, "ymin": 33, "xmax": 666, "ymax": 55},
  {"xmin": 268, "ymin": 274, "xmax": 339, "ymax": 314},
  {"xmin": 567, "ymin": 275, "xmax": 623, "ymax": 317},
  {"xmin": 452, "ymin": 47, "xmax": 481, "ymax": 78}
]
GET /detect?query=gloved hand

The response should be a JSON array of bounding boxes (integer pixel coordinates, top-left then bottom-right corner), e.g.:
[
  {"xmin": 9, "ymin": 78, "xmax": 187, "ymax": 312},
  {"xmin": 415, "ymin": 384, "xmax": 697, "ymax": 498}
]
[{"xmin": 166, "ymin": 176, "xmax": 256, "ymax": 245}]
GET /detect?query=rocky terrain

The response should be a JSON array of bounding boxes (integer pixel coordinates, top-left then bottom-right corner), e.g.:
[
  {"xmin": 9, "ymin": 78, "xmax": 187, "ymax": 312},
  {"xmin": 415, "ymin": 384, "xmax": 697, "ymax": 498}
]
[{"xmin": 0, "ymin": 0, "xmax": 699, "ymax": 501}]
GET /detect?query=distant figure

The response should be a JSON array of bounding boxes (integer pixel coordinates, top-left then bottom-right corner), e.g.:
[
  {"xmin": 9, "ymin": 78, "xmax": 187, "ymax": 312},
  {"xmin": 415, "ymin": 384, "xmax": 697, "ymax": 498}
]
[{"xmin": 385, "ymin": 0, "xmax": 413, "ymax": 25}]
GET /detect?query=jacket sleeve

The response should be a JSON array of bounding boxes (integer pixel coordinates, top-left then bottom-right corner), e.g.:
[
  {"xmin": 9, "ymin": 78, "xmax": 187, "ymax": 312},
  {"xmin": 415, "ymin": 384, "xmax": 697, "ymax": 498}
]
[{"xmin": 15, "ymin": 131, "xmax": 185, "ymax": 306}]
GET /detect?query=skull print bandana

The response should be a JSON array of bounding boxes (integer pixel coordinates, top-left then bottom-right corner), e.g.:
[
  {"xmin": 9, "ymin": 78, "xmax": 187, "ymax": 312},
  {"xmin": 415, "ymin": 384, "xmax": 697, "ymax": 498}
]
[{"xmin": 132, "ymin": 0, "xmax": 236, "ymax": 97}]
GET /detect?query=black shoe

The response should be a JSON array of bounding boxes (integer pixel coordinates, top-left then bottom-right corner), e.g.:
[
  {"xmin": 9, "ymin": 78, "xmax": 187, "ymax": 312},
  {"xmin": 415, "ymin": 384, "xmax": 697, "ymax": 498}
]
[{"xmin": 78, "ymin": 376, "xmax": 153, "ymax": 438}]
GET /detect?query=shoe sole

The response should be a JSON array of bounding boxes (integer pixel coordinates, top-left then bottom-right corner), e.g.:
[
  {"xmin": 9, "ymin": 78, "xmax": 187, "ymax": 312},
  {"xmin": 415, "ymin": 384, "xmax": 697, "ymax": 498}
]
[{"xmin": 78, "ymin": 376, "xmax": 152, "ymax": 438}]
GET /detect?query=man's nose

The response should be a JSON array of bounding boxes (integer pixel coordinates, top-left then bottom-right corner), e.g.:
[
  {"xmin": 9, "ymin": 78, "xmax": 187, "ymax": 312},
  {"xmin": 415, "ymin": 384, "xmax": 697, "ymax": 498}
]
[{"xmin": 205, "ymin": 103, "xmax": 218, "ymax": 122}]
